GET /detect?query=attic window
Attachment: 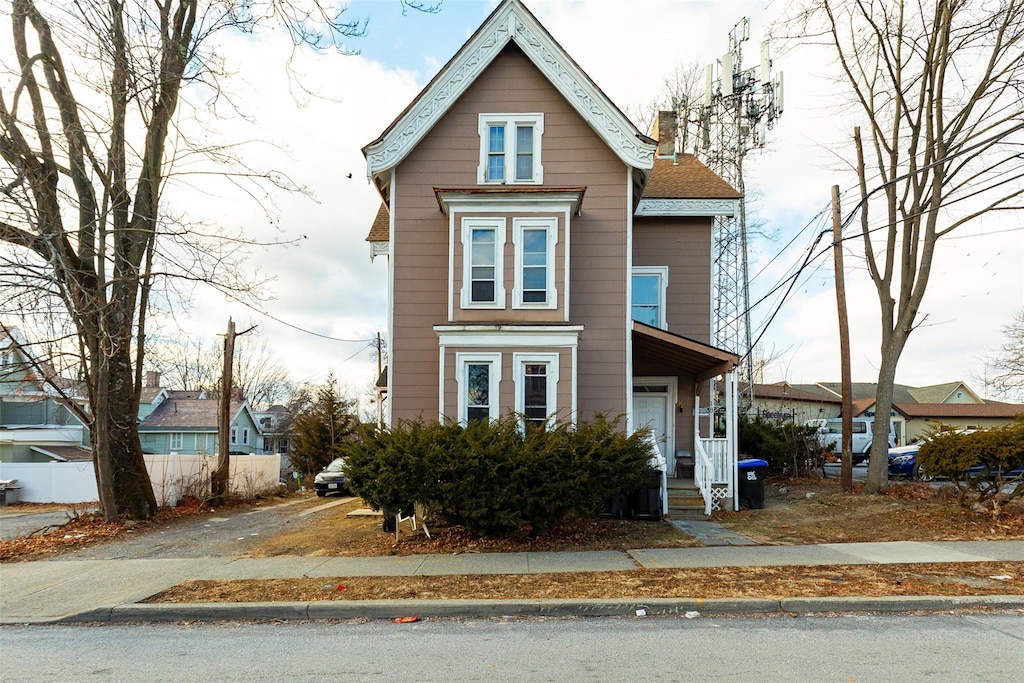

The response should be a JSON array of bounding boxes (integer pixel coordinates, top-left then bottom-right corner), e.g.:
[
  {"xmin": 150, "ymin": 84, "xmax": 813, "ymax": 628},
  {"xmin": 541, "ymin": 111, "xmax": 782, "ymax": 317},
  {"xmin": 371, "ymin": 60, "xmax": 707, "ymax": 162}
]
[{"xmin": 478, "ymin": 113, "xmax": 543, "ymax": 184}]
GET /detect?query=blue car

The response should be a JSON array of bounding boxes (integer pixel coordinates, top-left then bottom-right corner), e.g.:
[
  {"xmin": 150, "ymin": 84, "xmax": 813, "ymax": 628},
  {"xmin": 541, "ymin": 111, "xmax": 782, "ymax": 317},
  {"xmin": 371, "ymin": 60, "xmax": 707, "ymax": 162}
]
[
  {"xmin": 887, "ymin": 445, "xmax": 931, "ymax": 481},
  {"xmin": 888, "ymin": 444, "xmax": 1024, "ymax": 482}
]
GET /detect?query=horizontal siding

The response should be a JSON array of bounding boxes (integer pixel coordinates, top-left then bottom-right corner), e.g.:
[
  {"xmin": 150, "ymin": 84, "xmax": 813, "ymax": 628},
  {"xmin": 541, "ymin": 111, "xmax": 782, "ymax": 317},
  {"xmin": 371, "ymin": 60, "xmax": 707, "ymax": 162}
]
[
  {"xmin": 633, "ymin": 217, "xmax": 713, "ymax": 342},
  {"xmin": 392, "ymin": 44, "xmax": 628, "ymax": 422}
]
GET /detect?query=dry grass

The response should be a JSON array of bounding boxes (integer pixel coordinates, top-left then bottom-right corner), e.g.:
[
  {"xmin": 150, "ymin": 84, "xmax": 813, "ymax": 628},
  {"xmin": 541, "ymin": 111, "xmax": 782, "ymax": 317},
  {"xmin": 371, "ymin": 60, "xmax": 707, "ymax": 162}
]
[
  {"xmin": 244, "ymin": 496, "xmax": 699, "ymax": 558},
  {"xmin": 715, "ymin": 479, "xmax": 1024, "ymax": 544},
  {"xmin": 146, "ymin": 561, "xmax": 1024, "ymax": 603}
]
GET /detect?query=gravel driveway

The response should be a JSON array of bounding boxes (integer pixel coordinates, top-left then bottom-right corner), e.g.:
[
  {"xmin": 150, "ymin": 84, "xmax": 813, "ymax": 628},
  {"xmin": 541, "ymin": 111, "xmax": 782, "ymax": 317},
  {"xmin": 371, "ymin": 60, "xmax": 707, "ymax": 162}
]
[{"xmin": 8, "ymin": 494, "xmax": 355, "ymax": 560}]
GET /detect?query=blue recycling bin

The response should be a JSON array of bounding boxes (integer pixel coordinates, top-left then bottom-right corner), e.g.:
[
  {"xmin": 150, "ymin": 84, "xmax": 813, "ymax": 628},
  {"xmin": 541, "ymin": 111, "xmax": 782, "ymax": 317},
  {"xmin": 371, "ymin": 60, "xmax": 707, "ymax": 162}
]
[{"xmin": 737, "ymin": 458, "xmax": 768, "ymax": 510}]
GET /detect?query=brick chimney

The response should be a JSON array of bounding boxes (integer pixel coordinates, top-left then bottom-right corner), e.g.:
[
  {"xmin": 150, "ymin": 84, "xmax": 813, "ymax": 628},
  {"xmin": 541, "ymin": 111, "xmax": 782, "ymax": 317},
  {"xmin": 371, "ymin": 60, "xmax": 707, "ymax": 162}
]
[
  {"xmin": 145, "ymin": 370, "xmax": 161, "ymax": 388},
  {"xmin": 651, "ymin": 110, "xmax": 678, "ymax": 157},
  {"xmin": 231, "ymin": 386, "xmax": 244, "ymax": 402}
]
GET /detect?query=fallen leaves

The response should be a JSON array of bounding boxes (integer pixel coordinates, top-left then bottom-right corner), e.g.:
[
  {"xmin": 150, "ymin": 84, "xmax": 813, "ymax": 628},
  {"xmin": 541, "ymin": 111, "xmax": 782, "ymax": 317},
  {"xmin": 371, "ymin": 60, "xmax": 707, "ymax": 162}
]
[{"xmin": 144, "ymin": 561, "xmax": 1024, "ymax": 604}]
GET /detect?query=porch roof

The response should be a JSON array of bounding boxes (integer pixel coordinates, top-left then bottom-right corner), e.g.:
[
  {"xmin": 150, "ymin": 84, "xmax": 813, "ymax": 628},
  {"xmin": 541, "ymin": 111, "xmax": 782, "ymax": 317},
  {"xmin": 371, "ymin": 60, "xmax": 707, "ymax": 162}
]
[{"xmin": 632, "ymin": 322, "xmax": 739, "ymax": 382}]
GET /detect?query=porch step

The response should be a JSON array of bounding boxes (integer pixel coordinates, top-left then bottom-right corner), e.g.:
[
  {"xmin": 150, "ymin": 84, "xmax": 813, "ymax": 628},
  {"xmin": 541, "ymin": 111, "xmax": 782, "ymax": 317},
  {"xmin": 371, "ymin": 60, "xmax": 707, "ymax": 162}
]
[
  {"xmin": 666, "ymin": 476, "xmax": 708, "ymax": 517},
  {"xmin": 669, "ymin": 508, "xmax": 709, "ymax": 520},
  {"xmin": 668, "ymin": 496, "xmax": 705, "ymax": 508}
]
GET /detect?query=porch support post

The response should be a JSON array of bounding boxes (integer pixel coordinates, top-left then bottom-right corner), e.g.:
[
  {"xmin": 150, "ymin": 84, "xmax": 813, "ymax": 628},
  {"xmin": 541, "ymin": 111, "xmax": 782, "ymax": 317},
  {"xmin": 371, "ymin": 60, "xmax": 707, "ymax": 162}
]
[{"xmin": 727, "ymin": 370, "xmax": 738, "ymax": 511}]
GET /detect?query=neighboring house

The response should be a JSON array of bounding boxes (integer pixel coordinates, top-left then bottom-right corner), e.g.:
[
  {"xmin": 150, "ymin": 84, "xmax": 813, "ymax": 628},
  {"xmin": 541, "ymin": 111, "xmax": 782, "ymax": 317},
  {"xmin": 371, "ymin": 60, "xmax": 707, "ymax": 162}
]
[
  {"xmin": 362, "ymin": 0, "xmax": 741, "ymax": 513},
  {"xmin": 137, "ymin": 389, "xmax": 262, "ymax": 456},
  {"xmin": 1, "ymin": 325, "xmax": 91, "ymax": 463},
  {"xmin": 255, "ymin": 404, "xmax": 290, "ymax": 455},
  {"xmin": 750, "ymin": 380, "xmax": 1023, "ymax": 444}
]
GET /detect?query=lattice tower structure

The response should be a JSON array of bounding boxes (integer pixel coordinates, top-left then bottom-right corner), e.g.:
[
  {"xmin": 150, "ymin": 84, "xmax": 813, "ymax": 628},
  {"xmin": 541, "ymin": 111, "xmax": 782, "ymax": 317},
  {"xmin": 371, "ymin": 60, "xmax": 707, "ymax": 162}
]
[{"xmin": 692, "ymin": 18, "xmax": 783, "ymax": 407}]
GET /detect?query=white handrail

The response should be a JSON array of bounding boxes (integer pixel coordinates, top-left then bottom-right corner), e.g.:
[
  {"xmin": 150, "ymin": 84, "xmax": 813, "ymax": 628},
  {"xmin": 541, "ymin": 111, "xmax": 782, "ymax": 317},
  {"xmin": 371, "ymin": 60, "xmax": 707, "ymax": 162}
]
[{"xmin": 694, "ymin": 437, "xmax": 714, "ymax": 516}]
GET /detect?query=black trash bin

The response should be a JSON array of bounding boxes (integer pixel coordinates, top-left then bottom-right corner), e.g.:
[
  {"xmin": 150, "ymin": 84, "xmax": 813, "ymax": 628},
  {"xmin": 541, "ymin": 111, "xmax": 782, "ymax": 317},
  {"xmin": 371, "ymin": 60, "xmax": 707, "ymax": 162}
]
[
  {"xmin": 627, "ymin": 469, "xmax": 663, "ymax": 521},
  {"xmin": 597, "ymin": 493, "xmax": 626, "ymax": 519},
  {"xmin": 737, "ymin": 458, "xmax": 768, "ymax": 510}
]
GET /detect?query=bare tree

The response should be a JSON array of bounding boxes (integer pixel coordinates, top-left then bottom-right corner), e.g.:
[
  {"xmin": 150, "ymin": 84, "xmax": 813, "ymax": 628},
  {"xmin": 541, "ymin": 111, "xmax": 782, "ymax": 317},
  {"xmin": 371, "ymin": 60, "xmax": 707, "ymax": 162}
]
[
  {"xmin": 984, "ymin": 309, "xmax": 1024, "ymax": 401},
  {"xmin": 782, "ymin": 0, "xmax": 1024, "ymax": 493},
  {"xmin": 148, "ymin": 333, "xmax": 292, "ymax": 410},
  {"xmin": 0, "ymin": 0, "xmax": 436, "ymax": 520}
]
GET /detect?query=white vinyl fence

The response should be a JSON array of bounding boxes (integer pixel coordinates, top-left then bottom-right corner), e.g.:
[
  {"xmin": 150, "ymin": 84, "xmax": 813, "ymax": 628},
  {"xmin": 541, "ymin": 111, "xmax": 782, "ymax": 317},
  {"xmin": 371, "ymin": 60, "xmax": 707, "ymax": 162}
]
[
  {"xmin": 0, "ymin": 461, "xmax": 98, "ymax": 504},
  {"xmin": 0, "ymin": 453, "xmax": 281, "ymax": 505}
]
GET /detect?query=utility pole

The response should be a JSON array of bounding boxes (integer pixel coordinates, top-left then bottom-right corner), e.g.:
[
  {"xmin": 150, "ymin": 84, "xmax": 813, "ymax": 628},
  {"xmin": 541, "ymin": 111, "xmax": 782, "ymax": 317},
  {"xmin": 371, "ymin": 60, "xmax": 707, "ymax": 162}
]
[
  {"xmin": 212, "ymin": 317, "xmax": 255, "ymax": 503},
  {"xmin": 831, "ymin": 185, "xmax": 854, "ymax": 492}
]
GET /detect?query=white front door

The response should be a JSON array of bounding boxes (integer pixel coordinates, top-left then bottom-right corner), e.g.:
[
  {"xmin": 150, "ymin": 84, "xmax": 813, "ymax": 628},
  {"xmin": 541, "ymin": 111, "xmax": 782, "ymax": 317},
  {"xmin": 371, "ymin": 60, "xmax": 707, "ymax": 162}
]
[{"xmin": 633, "ymin": 377, "xmax": 676, "ymax": 471}]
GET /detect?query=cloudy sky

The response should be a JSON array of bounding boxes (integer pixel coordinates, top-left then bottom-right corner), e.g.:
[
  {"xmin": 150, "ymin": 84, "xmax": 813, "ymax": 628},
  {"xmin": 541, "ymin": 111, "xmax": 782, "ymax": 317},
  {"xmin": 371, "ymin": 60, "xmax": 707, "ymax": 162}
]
[{"xmin": 162, "ymin": 0, "xmax": 1023, "ymax": 403}]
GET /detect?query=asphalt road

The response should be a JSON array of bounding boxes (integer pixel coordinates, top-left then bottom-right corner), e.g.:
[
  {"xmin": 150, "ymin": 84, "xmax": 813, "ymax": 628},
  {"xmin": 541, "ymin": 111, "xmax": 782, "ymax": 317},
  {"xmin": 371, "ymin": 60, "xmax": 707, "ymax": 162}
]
[{"xmin": 1, "ymin": 613, "xmax": 1021, "ymax": 681}]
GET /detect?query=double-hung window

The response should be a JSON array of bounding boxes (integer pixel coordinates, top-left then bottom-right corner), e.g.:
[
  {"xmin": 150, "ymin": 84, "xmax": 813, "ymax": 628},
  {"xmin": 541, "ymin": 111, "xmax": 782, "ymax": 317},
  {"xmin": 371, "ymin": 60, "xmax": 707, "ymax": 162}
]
[
  {"xmin": 169, "ymin": 432, "xmax": 183, "ymax": 451},
  {"xmin": 462, "ymin": 218, "xmax": 506, "ymax": 309},
  {"xmin": 242, "ymin": 427, "xmax": 250, "ymax": 446},
  {"xmin": 478, "ymin": 114, "xmax": 543, "ymax": 184},
  {"xmin": 514, "ymin": 353, "xmax": 558, "ymax": 428},
  {"xmin": 230, "ymin": 427, "xmax": 238, "ymax": 446},
  {"xmin": 513, "ymin": 218, "xmax": 557, "ymax": 308},
  {"xmin": 457, "ymin": 353, "xmax": 501, "ymax": 424},
  {"xmin": 631, "ymin": 266, "xmax": 669, "ymax": 330}
]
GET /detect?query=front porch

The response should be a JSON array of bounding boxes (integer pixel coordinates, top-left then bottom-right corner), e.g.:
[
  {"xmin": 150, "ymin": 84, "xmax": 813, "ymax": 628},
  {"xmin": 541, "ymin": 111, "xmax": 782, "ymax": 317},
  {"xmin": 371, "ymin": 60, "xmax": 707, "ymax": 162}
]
[{"xmin": 632, "ymin": 322, "xmax": 740, "ymax": 516}]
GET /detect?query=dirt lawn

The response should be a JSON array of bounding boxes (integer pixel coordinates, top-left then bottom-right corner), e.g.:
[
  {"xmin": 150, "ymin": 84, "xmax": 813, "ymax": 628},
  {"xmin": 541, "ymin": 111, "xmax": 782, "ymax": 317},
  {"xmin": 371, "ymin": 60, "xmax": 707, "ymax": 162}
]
[
  {"xmin": 6, "ymin": 479, "xmax": 1024, "ymax": 603},
  {"xmin": 714, "ymin": 478, "xmax": 1024, "ymax": 544}
]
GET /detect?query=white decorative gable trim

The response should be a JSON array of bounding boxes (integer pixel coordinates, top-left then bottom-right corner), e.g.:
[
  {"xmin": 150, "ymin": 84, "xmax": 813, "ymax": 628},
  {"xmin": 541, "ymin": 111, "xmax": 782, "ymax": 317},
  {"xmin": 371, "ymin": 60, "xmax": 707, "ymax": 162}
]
[
  {"xmin": 635, "ymin": 198, "xmax": 739, "ymax": 217},
  {"xmin": 364, "ymin": 0, "xmax": 654, "ymax": 181},
  {"xmin": 369, "ymin": 241, "xmax": 389, "ymax": 261}
]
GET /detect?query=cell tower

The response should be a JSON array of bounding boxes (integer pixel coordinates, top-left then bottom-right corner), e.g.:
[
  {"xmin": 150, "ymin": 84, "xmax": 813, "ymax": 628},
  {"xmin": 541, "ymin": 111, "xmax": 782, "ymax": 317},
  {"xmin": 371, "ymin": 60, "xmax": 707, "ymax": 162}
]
[{"xmin": 692, "ymin": 18, "xmax": 783, "ymax": 405}]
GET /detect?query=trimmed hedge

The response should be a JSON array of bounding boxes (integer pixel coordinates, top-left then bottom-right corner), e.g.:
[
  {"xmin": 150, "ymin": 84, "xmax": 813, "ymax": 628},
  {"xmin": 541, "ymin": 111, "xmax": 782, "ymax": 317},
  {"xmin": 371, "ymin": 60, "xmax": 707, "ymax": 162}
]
[
  {"xmin": 343, "ymin": 415, "xmax": 653, "ymax": 537},
  {"xmin": 916, "ymin": 418, "xmax": 1024, "ymax": 511}
]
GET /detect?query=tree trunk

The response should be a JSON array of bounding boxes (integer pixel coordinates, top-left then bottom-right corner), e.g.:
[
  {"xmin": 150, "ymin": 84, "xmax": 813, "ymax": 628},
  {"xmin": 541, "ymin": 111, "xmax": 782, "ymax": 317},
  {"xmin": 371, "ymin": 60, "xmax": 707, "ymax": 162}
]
[
  {"xmin": 863, "ymin": 331, "xmax": 906, "ymax": 494},
  {"xmin": 93, "ymin": 343, "xmax": 158, "ymax": 520}
]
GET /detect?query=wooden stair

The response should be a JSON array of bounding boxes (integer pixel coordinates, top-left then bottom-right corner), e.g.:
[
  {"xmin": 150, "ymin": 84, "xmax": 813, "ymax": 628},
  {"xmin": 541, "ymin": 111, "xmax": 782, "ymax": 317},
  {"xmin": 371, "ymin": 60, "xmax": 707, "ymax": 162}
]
[{"xmin": 666, "ymin": 477, "xmax": 706, "ymax": 518}]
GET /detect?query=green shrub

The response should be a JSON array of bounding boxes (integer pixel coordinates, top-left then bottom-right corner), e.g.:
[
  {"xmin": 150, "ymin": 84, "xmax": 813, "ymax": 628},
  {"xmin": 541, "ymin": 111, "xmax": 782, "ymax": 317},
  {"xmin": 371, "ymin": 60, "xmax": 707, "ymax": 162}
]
[
  {"xmin": 917, "ymin": 419, "xmax": 1024, "ymax": 511},
  {"xmin": 342, "ymin": 414, "xmax": 653, "ymax": 537},
  {"xmin": 738, "ymin": 415, "xmax": 826, "ymax": 477}
]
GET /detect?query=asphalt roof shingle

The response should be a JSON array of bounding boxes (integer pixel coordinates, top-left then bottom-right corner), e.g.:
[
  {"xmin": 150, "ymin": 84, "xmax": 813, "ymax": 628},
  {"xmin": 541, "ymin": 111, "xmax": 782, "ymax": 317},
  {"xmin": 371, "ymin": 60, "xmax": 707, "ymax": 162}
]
[
  {"xmin": 365, "ymin": 203, "xmax": 389, "ymax": 243},
  {"xmin": 641, "ymin": 156, "xmax": 741, "ymax": 200},
  {"xmin": 139, "ymin": 398, "xmax": 246, "ymax": 430}
]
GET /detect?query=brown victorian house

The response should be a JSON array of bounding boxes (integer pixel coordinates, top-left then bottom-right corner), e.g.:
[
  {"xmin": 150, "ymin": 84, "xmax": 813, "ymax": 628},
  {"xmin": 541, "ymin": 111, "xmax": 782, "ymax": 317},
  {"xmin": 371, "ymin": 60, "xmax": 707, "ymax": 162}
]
[{"xmin": 363, "ymin": 0, "xmax": 741, "ymax": 514}]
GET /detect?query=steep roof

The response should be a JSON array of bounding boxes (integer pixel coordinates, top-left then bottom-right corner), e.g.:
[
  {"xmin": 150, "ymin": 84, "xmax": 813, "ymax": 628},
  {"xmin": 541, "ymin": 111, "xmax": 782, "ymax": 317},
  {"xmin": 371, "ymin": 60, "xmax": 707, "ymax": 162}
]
[
  {"xmin": 642, "ymin": 156, "xmax": 741, "ymax": 200},
  {"xmin": 366, "ymin": 203, "xmax": 390, "ymax": 243},
  {"xmin": 362, "ymin": 0, "xmax": 655, "ymax": 195},
  {"xmin": 907, "ymin": 381, "xmax": 978, "ymax": 404},
  {"xmin": 138, "ymin": 398, "xmax": 257, "ymax": 432}
]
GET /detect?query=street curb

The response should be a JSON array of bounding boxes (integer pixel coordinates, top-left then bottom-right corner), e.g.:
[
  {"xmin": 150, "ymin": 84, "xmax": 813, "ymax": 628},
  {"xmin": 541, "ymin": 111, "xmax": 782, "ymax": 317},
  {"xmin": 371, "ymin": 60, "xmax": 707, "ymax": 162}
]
[{"xmin": 46, "ymin": 594, "xmax": 1024, "ymax": 624}]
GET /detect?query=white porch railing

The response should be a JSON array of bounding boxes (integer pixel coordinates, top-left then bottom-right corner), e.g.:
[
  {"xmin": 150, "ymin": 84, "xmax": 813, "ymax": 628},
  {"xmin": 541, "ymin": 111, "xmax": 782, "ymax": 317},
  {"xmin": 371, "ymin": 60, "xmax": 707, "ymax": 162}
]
[
  {"xmin": 693, "ymin": 370, "xmax": 739, "ymax": 515},
  {"xmin": 694, "ymin": 437, "xmax": 714, "ymax": 515}
]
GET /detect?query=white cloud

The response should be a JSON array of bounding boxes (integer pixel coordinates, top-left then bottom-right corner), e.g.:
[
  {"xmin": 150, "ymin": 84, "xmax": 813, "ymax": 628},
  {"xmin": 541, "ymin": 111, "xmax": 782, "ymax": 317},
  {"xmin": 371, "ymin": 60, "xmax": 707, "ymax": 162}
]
[{"xmin": 147, "ymin": 0, "xmax": 1023, "ymax": 403}]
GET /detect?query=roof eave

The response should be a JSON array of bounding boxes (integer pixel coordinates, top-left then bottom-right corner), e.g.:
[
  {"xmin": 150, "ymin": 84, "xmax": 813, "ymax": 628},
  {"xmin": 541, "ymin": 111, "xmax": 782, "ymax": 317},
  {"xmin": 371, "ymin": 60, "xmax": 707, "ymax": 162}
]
[{"xmin": 363, "ymin": 0, "xmax": 655, "ymax": 187}]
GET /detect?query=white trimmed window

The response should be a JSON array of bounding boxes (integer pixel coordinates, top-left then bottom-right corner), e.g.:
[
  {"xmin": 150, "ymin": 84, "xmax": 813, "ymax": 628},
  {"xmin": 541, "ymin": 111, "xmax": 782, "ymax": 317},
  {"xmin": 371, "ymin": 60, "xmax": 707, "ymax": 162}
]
[
  {"xmin": 478, "ymin": 113, "xmax": 544, "ymax": 184},
  {"xmin": 456, "ymin": 353, "xmax": 502, "ymax": 424},
  {"xmin": 242, "ymin": 427, "xmax": 250, "ymax": 446},
  {"xmin": 230, "ymin": 427, "xmax": 238, "ymax": 445},
  {"xmin": 513, "ymin": 218, "xmax": 557, "ymax": 309},
  {"xmin": 514, "ymin": 353, "xmax": 558, "ymax": 428},
  {"xmin": 461, "ymin": 217, "xmax": 506, "ymax": 309},
  {"xmin": 169, "ymin": 432, "xmax": 183, "ymax": 451},
  {"xmin": 631, "ymin": 266, "xmax": 669, "ymax": 330}
]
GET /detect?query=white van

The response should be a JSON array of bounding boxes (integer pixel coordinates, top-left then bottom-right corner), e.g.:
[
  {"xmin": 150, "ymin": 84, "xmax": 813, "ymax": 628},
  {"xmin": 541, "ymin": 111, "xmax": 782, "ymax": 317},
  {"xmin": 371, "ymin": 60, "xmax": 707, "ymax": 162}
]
[{"xmin": 819, "ymin": 417, "xmax": 897, "ymax": 464}]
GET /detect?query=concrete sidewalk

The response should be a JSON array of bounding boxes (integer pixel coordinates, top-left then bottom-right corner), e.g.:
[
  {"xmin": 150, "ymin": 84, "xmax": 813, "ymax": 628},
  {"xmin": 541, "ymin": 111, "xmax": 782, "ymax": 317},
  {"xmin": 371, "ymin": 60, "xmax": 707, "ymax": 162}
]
[{"xmin": 3, "ymin": 540, "xmax": 1023, "ymax": 623}]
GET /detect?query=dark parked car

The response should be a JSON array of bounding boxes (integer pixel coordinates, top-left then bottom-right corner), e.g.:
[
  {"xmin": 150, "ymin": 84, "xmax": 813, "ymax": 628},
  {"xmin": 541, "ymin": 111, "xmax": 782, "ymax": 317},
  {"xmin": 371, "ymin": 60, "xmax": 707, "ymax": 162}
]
[
  {"xmin": 888, "ymin": 443, "xmax": 1024, "ymax": 482},
  {"xmin": 313, "ymin": 457, "xmax": 347, "ymax": 497},
  {"xmin": 887, "ymin": 445, "xmax": 931, "ymax": 480}
]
